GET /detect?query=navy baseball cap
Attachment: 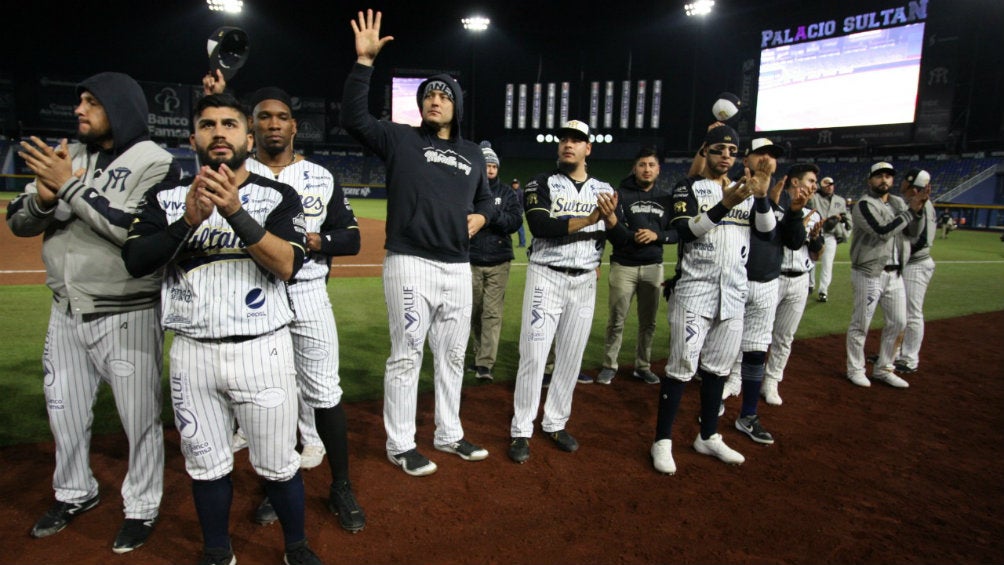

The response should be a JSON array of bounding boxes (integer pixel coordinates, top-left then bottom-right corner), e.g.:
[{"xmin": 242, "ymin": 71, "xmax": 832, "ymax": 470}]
[{"xmin": 705, "ymin": 125, "xmax": 740, "ymax": 148}]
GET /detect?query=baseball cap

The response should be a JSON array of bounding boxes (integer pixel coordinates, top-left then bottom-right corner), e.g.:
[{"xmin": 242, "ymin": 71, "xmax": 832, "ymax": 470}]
[
  {"xmin": 207, "ymin": 27, "xmax": 250, "ymax": 81},
  {"xmin": 557, "ymin": 120, "xmax": 590, "ymax": 141},
  {"xmin": 820, "ymin": 176, "xmax": 834, "ymax": 186},
  {"xmin": 870, "ymin": 161, "xmax": 896, "ymax": 177},
  {"xmin": 511, "ymin": 178, "xmax": 519, "ymax": 183},
  {"xmin": 249, "ymin": 87, "xmax": 293, "ymax": 113},
  {"xmin": 705, "ymin": 125, "xmax": 740, "ymax": 148},
  {"xmin": 746, "ymin": 138, "xmax": 784, "ymax": 158},
  {"xmin": 903, "ymin": 169, "xmax": 931, "ymax": 187}
]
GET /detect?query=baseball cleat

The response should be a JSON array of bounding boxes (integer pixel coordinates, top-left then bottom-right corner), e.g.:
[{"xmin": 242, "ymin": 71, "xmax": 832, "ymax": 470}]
[
  {"xmin": 693, "ymin": 433, "xmax": 745, "ymax": 465},
  {"xmin": 284, "ymin": 540, "xmax": 323, "ymax": 565},
  {"xmin": 328, "ymin": 481, "xmax": 366, "ymax": 533},
  {"xmin": 761, "ymin": 380, "xmax": 783, "ymax": 406},
  {"xmin": 576, "ymin": 372, "xmax": 594, "ymax": 384},
  {"xmin": 197, "ymin": 546, "xmax": 236, "ymax": 565},
  {"xmin": 651, "ymin": 439, "xmax": 676, "ymax": 475},
  {"xmin": 474, "ymin": 366, "xmax": 494, "ymax": 382},
  {"xmin": 30, "ymin": 495, "xmax": 100, "ymax": 538},
  {"xmin": 817, "ymin": 292, "xmax": 828, "ymax": 303},
  {"xmin": 435, "ymin": 438, "xmax": 489, "ymax": 461},
  {"xmin": 547, "ymin": 429, "xmax": 579, "ymax": 452},
  {"xmin": 735, "ymin": 414, "xmax": 775, "ymax": 445},
  {"xmin": 508, "ymin": 437, "xmax": 530, "ymax": 463},
  {"xmin": 632, "ymin": 368, "xmax": 661, "ymax": 384},
  {"xmin": 541, "ymin": 373, "xmax": 552, "ymax": 388},
  {"xmin": 893, "ymin": 362, "xmax": 917, "ymax": 374},
  {"xmin": 847, "ymin": 373, "xmax": 871, "ymax": 387},
  {"xmin": 872, "ymin": 371, "xmax": 909, "ymax": 388},
  {"xmin": 254, "ymin": 497, "xmax": 278, "ymax": 525},
  {"xmin": 112, "ymin": 517, "xmax": 156, "ymax": 554},
  {"xmin": 596, "ymin": 367, "xmax": 616, "ymax": 385},
  {"xmin": 388, "ymin": 449, "xmax": 437, "ymax": 476}
]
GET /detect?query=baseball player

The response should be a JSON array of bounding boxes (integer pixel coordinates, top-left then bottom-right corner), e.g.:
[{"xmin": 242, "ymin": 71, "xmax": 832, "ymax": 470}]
[
  {"xmin": 761, "ymin": 165, "xmax": 825, "ymax": 407},
  {"xmin": 241, "ymin": 86, "xmax": 365, "ymax": 531},
  {"xmin": 894, "ymin": 169, "xmax": 937, "ymax": 373},
  {"xmin": 122, "ymin": 93, "xmax": 324, "ymax": 565},
  {"xmin": 717, "ymin": 143, "xmax": 809, "ymax": 446},
  {"xmin": 846, "ymin": 162, "xmax": 929, "ymax": 389},
  {"xmin": 343, "ymin": 10, "xmax": 494, "ymax": 476},
  {"xmin": 597, "ymin": 146, "xmax": 678, "ymax": 386},
  {"xmin": 8, "ymin": 72, "xmax": 176, "ymax": 553},
  {"xmin": 650, "ymin": 125, "xmax": 772, "ymax": 474},
  {"xmin": 809, "ymin": 176, "xmax": 851, "ymax": 302},
  {"xmin": 469, "ymin": 141, "xmax": 523, "ymax": 382},
  {"xmin": 507, "ymin": 119, "xmax": 627, "ymax": 463}
]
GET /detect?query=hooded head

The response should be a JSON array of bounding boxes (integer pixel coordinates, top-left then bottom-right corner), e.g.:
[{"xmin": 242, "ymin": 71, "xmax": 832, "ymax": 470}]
[
  {"xmin": 76, "ymin": 72, "xmax": 150, "ymax": 152},
  {"xmin": 416, "ymin": 73, "xmax": 464, "ymax": 140}
]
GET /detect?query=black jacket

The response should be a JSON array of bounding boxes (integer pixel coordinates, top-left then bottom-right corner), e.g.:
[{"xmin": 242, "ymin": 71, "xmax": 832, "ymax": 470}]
[
  {"xmin": 610, "ymin": 175, "xmax": 678, "ymax": 266},
  {"xmin": 470, "ymin": 177, "xmax": 523, "ymax": 266}
]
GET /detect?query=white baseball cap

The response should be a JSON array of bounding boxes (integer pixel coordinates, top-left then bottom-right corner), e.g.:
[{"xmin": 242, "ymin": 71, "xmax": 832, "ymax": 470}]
[
  {"xmin": 746, "ymin": 138, "xmax": 784, "ymax": 158},
  {"xmin": 557, "ymin": 120, "xmax": 590, "ymax": 141},
  {"xmin": 870, "ymin": 161, "xmax": 896, "ymax": 177},
  {"xmin": 820, "ymin": 176, "xmax": 834, "ymax": 186}
]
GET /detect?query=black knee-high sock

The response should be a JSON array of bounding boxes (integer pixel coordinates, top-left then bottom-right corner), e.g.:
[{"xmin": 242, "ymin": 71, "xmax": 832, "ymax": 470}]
[
  {"xmin": 315, "ymin": 403, "xmax": 350, "ymax": 486},
  {"xmin": 699, "ymin": 369, "xmax": 726, "ymax": 439},
  {"xmin": 192, "ymin": 475, "xmax": 233, "ymax": 550},
  {"xmin": 740, "ymin": 351, "xmax": 767, "ymax": 418},
  {"xmin": 262, "ymin": 471, "xmax": 306, "ymax": 549},
  {"xmin": 655, "ymin": 377, "xmax": 686, "ymax": 441}
]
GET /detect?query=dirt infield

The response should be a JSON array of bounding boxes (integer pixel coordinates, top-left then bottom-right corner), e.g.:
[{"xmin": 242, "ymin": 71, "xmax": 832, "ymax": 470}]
[
  {"xmin": 0, "ymin": 207, "xmax": 387, "ymax": 285},
  {"xmin": 1, "ymin": 311, "xmax": 1002, "ymax": 565}
]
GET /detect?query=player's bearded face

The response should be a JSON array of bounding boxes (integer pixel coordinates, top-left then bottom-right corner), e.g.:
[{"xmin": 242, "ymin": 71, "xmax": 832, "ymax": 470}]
[
  {"xmin": 633, "ymin": 156, "xmax": 660, "ymax": 187},
  {"xmin": 192, "ymin": 107, "xmax": 253, "ymax": 172},
  {"xmin": 869, "ymin": 173, "xmax": 893, "ymax": 194},
  {"xmin": 253, "ymin": 100, "xmax": 296, "ymax": 157},
  {"xmin": 557, "ymin": 136, "xmax": 590, "ymax": 166},
  {"xmin": 706, "ymin": 143, "xmax": 737, "ymax": 175},
  {"xmin": 75, "ymin": 91, "xmax": 113, "ymax": 147}
]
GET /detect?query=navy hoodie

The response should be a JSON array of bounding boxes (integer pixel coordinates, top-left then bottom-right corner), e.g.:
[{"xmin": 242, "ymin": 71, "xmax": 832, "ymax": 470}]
[
  {"xmin": 610, "ymin": 175, "xmax": 678, "ymax": 266},
  {"xmin": 341, "ymin": 64, "xmax": 494, "ymax": 263}
]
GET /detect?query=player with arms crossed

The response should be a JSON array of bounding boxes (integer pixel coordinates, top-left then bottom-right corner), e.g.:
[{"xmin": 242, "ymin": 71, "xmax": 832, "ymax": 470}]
[
  {"xmin": 122, "ymin": 93, "xmax": 324, "ymax": 565},
  {"xmin": 894, "ymin": 169, "xmax": 937, "ymax": 374},
  {"xmin": 508, "ymin": 120, "xmax": 627, "ymax": 463},
  {"xmin": 342, "ymin": 10, "xmax": 494, "ymax": 476},
  {"xmin": 650, "ymin": 126, "xmax": 772, "ymax": 474}
]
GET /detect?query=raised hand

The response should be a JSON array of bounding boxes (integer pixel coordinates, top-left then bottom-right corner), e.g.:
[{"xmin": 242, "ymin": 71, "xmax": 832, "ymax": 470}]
[
  {"xmin": 722, "ymin": 177, "xmax": 753, "ymax": 209},
  {"xmin": 769, "ymin": 175, "xmax": 787, "ymax": 206},
  {"xmin": 202, "ymin": 69, "xmax": 226, "ymax": 96},
  {"xmin": 18, "ymin": 136, "xmax": 73, "ymax": 194},
  {"xmin": 351, "ymin": 9, "xmax": 395, "ymax": 66},
  {"xmin": 196, "ymin": 164, "xmax": 242, "ymax": 217},
  {"xmin": 184, "ymin": 175, "xmax": 215, "ymax": 227}
]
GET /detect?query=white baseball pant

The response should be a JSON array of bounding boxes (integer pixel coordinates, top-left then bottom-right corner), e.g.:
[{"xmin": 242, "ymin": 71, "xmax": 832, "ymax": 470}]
[{"xmin": 846, "ymin": 269, "xmax": 906, "ymax": 379}]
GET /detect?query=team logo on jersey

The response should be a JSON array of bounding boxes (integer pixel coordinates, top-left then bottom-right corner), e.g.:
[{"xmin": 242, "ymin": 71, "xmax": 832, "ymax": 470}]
[
  {"xmin": 526, "ymin": 193, "xmax": 538, "ymax": 206},
  {"xmin": 551, "ymin": 196, "xmax": 595, "ymax": 218},
  {"xmin": 43, "ymin": 357, "xmax": 55, "ymax": 387},
  {"xmin": 303, "ymin": 170, "xmax": 311, "ymax": 180},
  {"xmin": 422, "ymin": 147, "xmax": 473, "ymax": 175},
  {"xmin": 675, "ymin": 201, "xmax": 687, "ymax": 213},
  {"xmin": 99, "ymin": 167, "xmax": 132, "ymax": 192}
]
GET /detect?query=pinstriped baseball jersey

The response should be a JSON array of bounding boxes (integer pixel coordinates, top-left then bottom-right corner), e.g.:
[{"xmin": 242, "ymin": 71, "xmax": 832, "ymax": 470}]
[
  {"xmin": 780, "ymin": 209, "xmax": 821, "ymax": 273},
  {"xmin": 246, "ymin": 158, "xmax": 359, "ymax": 282},
  {"xmin": 670, "ymin": 178, "xmax": 754, "ymax": 320},
  {"xmin": 131, "ymin": 174, "xmax": 306, "ymax": 338},
  {"xmin": 524, "ymin": 172, "xmax": 613, "ymax": 270}
]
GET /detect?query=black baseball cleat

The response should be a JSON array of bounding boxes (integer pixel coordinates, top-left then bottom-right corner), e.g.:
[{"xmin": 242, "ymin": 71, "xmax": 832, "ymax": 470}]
[
  {"xmin": 198, "ymin": 546, "xmax": 236, "ymax": 565},
  {"xmin": 254, "ymin": 497, "xmax": 278, "ymax": 525},
  {"xmin": 866, "ymin": 354, "xmax": 878, "ymax": 364},
  {"xmin": 817, "ymin": 292, "xmax": 828, "ymax": 302},
  {"xmin": 508, "ymin": 437, "xmax": 530, "ymax": 463},
  {"xmin": 547, "ymin": 429, "xmax": 579, "ymax": 452},
  {"xmin": 284, "ymin": 539, "xmax": 323, "ymax": 565},
  {"xmin": 31, "ymin": 495, "xmax": 100, "ymax": 538},
  {"xmin": 112, "ymin": 517, "xmax": 156, "ymax": 554},
  {"xmin": 894, "ymin": 362, "xmax": 917, "ymax": 374},
  {"xmin": 329, "ymin": 481, "xmax": 365, "ymax": 533}
]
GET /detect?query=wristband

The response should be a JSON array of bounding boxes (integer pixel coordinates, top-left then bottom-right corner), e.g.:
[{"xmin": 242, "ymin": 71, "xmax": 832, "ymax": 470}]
[{"xmin": 225, "ymin": 208, "xmax": 267, "ymax": 246}]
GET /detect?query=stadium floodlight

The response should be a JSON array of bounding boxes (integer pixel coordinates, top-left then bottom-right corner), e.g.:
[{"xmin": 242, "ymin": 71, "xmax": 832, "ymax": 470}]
[
  {"xmin": 462, "ymin": 16, "xmax": 491, "ymax": 32},
  {"xmin": 684, "ymin": 0, "xmax": 714, "ymax": 16},
  {"xmin": 207, "ymin": 0, "xmax": 243, "ymax": 13},
  {"xmin": 536, "ymin": 134, "xmax": 545, "ymax": 143}
]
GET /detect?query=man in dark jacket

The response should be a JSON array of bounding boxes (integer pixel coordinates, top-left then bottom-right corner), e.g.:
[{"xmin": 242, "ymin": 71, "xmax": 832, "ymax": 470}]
[
  {"xmin": 469, "ymin": 142, "xmax": 523, "ymax": 382},
  {"xmin": 343, "ymin": 9, "xmax": 494, "ymax": 476},
  {"xmin": 597, "ymin": 147, "xmax": 677, "ymax": 385}
]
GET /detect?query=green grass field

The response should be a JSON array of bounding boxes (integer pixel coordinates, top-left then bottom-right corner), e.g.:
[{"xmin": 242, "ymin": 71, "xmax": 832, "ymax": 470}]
[{"xmin": 2, "ymin": 199, "xmax": 1002, "ymax": 445}]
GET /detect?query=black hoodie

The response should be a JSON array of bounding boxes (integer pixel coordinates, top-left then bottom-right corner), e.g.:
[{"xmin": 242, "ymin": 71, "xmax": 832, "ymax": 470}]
[
  {"xmin": 341, "ymin": 64, "xmax": 494, "ymax": 263},
  {"xmin": 609, "ymin": 175, "xmax": 678, "ymax": 266}
]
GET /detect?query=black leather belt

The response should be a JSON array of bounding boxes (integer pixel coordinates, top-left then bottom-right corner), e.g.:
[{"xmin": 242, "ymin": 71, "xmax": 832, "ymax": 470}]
[
  {"xmin": 780, "ymin": 271, "xmax": 807, "ymax": 277},
  {"xmin": 195, "ymin": 329, "xmax": 278, "ymax": 344},
  {"xmin": 547, "ymin": 265, "xmax": 591, "ymax": 276},
  {"xmin": 884, "ymin": 265, "xmax": 901, "ymax": 272}
]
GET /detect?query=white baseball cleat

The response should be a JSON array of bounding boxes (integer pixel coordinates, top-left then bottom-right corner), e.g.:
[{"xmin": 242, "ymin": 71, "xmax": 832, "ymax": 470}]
[
  {"xmin": 651, "ymin": 439, "xmax": 676, "ymax": 475},
  {"xmin": 847, "ymin": 373, "xmax": 872, "ymax": 387},
  {"xmin": 693, "ymin": 433, "xmax": 745, "ymax": 465},
  {"xmin": 872, "ymin": 371, "xmax": 909, "ymax": 388}
]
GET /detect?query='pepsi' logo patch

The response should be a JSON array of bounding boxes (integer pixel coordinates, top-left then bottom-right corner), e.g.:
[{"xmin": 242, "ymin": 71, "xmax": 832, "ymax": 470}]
[{"xmin": 245, "ymin": 288, "xmax": 266, "ymax": 309}]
